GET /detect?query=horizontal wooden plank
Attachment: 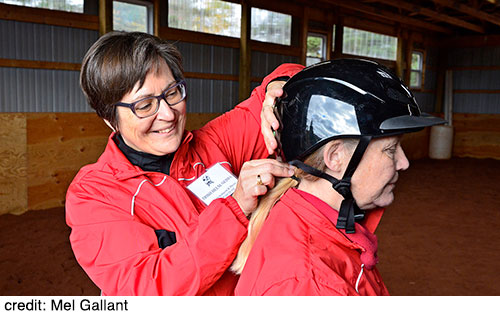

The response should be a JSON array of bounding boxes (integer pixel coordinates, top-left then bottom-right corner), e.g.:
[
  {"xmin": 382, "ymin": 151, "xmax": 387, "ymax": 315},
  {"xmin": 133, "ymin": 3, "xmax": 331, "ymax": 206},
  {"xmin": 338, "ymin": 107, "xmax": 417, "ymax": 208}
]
[
  {"xmin": 160, "ymin": 27, "xmax": 240, "ymax": 49},
  {"xmin": 0, "ymin": 3, "xmax": 98, "ymax": 30},
  {"xmin": 450, "ymin": 65, "xmax": 500, "ymax": 71},
  {"xmin": 0, "ymin": 58, "xmax": 81, "ymax": 71},
  {"xmin": 452, "ymin": 113, "xmax": 500, "ymax": 159},
  {"xmin": 454, "ymin": 89, "xmax": 500, "ymax": 94},
  {"xmin": 184, "ymin": 72, "xmax": 238, "ymax": 81},
  {"xmin": 445, "ymin": 34, "xmax": 500, "ymax": 47},
  {"xmin": 251, "ymin": 40, "xmax": 301, "ymax": 57}
]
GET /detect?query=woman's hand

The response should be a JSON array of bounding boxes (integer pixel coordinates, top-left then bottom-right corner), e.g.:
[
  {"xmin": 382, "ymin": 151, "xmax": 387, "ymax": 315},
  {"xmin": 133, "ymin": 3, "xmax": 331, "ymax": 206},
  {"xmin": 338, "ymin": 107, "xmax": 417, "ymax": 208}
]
[
  {"xmin": 261, "ymin": 81, "xmax": 286, "ymax": 155},
  {"xmin": 232, "ymin": 159, "xmax": 295, "ymax": 217}
]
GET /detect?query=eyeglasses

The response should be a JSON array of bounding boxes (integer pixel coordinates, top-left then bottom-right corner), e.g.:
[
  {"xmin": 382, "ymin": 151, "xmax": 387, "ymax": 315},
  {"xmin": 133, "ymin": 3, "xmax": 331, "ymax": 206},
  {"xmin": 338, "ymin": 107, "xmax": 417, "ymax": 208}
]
[{"xmin": 114, "ymin": 80, "xmax": 187, "ymax": 118}]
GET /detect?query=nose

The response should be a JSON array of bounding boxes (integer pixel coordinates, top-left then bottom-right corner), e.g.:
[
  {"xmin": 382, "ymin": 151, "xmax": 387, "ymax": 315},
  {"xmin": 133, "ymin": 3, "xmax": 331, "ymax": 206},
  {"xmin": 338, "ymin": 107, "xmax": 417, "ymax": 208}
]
[
  {"xmin": 155, "ymin": 99, "xmax": 176, "ymax": 121},
  {"xmin": 396, "ymin": 144, "xmax": 410, "ymax": 171}
]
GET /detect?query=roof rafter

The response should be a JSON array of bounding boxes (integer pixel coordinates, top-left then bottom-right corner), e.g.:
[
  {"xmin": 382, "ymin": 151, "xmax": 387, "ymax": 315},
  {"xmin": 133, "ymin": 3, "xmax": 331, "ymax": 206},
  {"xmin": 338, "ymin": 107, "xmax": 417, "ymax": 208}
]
[
  {"xmin": 321, "ymin": 0, "xmax": 453, "ymax": 34},
  {"xmin": 433, "ymin": 0, "xmax": 500, "ymax": 27},
  {"xmin": 374, "ymin": 0, "xmax": 485, "ymax": 33}
]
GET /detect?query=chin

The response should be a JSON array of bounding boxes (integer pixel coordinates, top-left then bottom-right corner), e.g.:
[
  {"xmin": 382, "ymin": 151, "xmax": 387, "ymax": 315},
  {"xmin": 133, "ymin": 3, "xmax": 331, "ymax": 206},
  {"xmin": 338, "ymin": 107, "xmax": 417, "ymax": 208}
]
[{"xmin": 374, "ymin": 194, "xmax": 395, "ymax": 208}]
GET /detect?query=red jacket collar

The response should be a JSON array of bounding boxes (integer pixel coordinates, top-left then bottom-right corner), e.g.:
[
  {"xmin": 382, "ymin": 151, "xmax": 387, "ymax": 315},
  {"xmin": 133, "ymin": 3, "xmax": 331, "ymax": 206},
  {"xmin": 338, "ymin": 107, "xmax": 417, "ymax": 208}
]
[{"xmin": 99, "ymin": 131, "xmax": 194, "ymax": 181}]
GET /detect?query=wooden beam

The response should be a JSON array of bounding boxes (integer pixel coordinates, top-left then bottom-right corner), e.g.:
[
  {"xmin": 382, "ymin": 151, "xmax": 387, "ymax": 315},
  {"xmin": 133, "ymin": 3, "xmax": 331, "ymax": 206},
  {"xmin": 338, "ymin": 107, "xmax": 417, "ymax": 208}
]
[
  {"xmin": 322, "ymin": 0, "xmax": 453, "ymax": 34},
  {"xmin": 396, "ymin": 28, "xmax": 404, "ymax": 78},
  {"xmin": 99, "ymin": 0, "xmax": 112, "ymax": 35},
  {"xmin": 239, "ymin": 1, "xmax": 252, "ymax": 102},
  {"xmin": 454, "ymin": 89, "xmax": 500, "ymax": 94},
  {"xmin": 326, "ymin": 11, "xmax": 334, "ymax": 60},
  {"xmin": 251, "ymin": 41, "xmax": 301, "ymax": 57},
  {"xmin": 300, "ymin": 6, "xmax": 309, "ymax": 65},
  {"xmin": 333, "ymin": 16, "xmax": 344, "ymax": 58},
  {"xmin": 0, "ymin": 58, "xmax": 81, "ymax": 71},
  {"xmin": 0, "ymin": 3, "xmax": 98, "ymax": 30},
  {"xmin": 375, "ymin": 0, "xmax": 485, "ymax": 33},
  {"xmin": 433, "ymin": 0, "xmax": 500, "ymax": 28},
  {"xmin": 159, "ymin": 27, "xmax": 240, "ymax": 49},
  {"xmin": 404, "ymin": 31, "xmax": 414, "ymax": 85},
  {"xmin": 153, "ymin": 0, "xmax": 160, "ymax": 36},
  {"xmin": 184, "ymin": 72, "xmax": 238, "ymax": 81},
  {"xmin": 444, "ymin": 34, "xmax": 500, "ymax": 47}
]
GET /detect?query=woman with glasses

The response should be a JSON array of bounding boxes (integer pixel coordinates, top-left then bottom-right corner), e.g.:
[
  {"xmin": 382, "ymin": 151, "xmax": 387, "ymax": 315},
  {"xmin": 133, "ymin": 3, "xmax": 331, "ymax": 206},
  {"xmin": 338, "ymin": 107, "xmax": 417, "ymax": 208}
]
[{"xmin": 65, "ymin": 31, "xmax": 302, "ymax": 295}]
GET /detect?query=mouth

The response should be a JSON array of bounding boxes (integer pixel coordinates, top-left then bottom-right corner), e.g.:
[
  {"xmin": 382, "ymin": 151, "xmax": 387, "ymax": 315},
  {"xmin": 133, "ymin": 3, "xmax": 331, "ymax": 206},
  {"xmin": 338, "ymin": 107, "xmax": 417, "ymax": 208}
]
[
  {"xmin": 389, "ymin": 173, "xmax": 399, "ymax": 185},
  {"xmin": 153, "ymin": 125, "xmax": 175, "ymax": 134}
]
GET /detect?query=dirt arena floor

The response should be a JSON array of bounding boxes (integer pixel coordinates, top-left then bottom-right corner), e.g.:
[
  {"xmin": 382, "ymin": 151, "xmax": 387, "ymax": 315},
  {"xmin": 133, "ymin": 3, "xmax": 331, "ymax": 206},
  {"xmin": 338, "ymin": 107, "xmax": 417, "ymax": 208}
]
[{"xmin": 1, "ymin": 157, "xmax": 499, "ymax": 296}]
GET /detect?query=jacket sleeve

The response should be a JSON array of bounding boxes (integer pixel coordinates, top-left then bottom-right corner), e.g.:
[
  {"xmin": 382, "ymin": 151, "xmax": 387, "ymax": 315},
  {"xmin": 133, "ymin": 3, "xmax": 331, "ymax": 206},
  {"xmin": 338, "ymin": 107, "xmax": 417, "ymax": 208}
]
[
  {"xmin": 195, "ymin": 63, "xmax": 304, "ymax": 175},
  {"xmin": 66, "ymin": 180, "xmax": 248, "ymax": 296},
  {"xmin": 258, "ymin": 277, "xmax": 359, "ymax": 296}
]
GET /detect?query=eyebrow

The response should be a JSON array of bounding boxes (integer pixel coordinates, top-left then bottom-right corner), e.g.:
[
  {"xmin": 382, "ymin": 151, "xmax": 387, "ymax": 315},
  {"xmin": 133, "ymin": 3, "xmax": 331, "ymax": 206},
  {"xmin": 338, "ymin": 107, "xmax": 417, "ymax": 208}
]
[{"xmin": 131, "ymin": 80, "xmax": 177, "ymax": 102}]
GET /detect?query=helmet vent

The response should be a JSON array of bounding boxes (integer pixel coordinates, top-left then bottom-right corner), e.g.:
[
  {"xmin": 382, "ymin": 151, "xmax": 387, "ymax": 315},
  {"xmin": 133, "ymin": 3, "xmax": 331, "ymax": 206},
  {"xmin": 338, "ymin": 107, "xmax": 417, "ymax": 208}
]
[{"xmin": 387, "ymin": 87, "xmax": 410, "ymax": 104}]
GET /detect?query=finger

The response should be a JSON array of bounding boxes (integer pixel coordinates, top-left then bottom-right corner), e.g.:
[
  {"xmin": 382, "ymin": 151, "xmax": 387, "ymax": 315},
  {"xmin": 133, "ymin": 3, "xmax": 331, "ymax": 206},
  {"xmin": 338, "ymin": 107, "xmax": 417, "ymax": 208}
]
[
  {"xmin": 252, "ymin": 183, "xmax": 269, "ymax": 197},
  {"xmin": 256, "ymin": 173, "xmax": 276, "ymax": 189},
  {"xmin": 253, "ymin": 161, "xmax": 295, "ymax": 177},
  {"xmin": 262, "ymin": 96, "xmax": 280, "ymax": 131},
  {"xmin": 263, "ymin": 127, "xmax": 277, "ymax": 155}
]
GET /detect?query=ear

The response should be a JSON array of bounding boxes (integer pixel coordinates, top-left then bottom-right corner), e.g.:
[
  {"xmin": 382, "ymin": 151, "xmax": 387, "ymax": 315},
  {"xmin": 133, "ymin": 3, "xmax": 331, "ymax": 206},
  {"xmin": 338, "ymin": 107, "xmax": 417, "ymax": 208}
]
[
  {"xmin": 323, "ymin": 140, "xmax": 345, "ymax": 175},
  {"xmin": 103, "ymin": 119, "xmax": 116, "ymax": 133}
]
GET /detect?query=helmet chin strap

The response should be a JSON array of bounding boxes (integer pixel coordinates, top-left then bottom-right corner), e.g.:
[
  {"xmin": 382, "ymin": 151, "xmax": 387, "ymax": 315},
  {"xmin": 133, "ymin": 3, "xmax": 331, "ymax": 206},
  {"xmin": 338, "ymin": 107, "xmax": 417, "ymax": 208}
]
[{"xmin": 289, "ymin": 135, "xmax": 372, "ymax": 234}]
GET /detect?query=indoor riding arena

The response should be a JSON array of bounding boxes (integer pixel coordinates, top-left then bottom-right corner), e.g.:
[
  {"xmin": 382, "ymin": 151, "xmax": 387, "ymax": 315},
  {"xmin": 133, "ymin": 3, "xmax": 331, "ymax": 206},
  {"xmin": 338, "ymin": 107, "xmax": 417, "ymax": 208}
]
[{"xmin": 1, "ymin": 0, "xmax": 499, "ymax": 296}]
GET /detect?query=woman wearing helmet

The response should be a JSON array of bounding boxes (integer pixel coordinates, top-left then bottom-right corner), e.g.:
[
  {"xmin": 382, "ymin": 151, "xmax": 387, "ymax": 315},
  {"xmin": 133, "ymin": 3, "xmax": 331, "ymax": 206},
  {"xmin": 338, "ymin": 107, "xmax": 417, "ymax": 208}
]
[{"xmin": 231, "ymin": 59, "xmax": 446, "ymax": 295}]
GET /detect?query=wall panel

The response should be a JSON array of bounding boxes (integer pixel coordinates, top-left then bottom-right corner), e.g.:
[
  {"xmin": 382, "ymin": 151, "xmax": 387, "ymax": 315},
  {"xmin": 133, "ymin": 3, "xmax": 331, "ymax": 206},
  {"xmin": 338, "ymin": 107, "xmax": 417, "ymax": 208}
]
[
  {"xmin": 447, "ymin": 45, "xmax": 500, "ymax": 114},
  {"xmin": 0, "ymin": 19, "xmax": 98, "ymax": 63},
  {"xmin": 251, "ymin": 51, "xmax": 300, "ymax": 78},
  {"xmin": 452, "ymin": 113, "xmax": 500, "ymax": 159},
  {"xmin": 0, "ymin": 68, "xmax": 88, "ymax": 112},
  {"xmin": 0, "ymin": 113, "xmax": 27, "ymax": 215}
]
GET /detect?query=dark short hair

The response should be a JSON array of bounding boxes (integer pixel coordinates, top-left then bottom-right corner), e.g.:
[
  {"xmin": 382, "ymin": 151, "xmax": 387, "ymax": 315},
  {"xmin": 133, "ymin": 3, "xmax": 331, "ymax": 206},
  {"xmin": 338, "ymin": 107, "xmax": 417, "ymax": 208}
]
[{"xmin": 80, "ymin": 31, "xmax": 184, "ymax": 127}]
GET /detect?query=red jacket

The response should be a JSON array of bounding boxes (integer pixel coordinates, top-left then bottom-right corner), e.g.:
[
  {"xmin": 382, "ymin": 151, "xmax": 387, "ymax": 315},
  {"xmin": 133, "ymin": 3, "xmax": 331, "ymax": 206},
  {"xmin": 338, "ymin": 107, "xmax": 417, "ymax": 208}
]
[
  {"xmin": 65, "ymin": 64, "xmax": 304, "ymax": 296},
  {"xmin": 234, "ymin": 188, "xmax": 389, "ymax": 296}
]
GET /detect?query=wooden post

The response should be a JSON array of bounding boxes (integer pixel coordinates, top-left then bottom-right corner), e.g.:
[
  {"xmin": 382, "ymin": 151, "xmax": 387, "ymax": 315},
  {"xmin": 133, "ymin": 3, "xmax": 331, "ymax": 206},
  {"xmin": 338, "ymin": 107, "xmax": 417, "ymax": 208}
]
[
  {"xmin": 239, "ymin": 1, "xmax": 251, "ymax": 102},
  {"xmin": 396, "ymin": 27, "xmax": 406, "ymax": 79},
  {"xmin": 300, "ymin": 6, "xmax": 309, "ymax": 65},
  {"xmin": 99, "ymin": 0, "xmax": 112, "ymax": 36},
  {"xmin": 404, "ymin": 31, "xmax": 414, "ymax": 85},
  {"xmin": 153, "ymin": 0, "xmax": 160, "ymax": 36},
  {"xmin": 325, "ymin": 11, "xmax": 334, "ymax": 60},
  {"xmin": 434, "ymin": 47, "xmax": 448, "ymax": 113},
  {"xmin": 333, "ymin": 15, "xmax": 343, "ymax": 59}
]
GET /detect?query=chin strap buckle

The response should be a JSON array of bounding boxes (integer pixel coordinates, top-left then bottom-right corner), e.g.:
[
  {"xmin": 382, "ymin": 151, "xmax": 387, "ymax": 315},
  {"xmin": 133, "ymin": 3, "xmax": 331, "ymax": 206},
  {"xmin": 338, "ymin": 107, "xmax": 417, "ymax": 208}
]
[{"xmin": 332, "ymin": 180, "xmax": 352, "ymax": 199}]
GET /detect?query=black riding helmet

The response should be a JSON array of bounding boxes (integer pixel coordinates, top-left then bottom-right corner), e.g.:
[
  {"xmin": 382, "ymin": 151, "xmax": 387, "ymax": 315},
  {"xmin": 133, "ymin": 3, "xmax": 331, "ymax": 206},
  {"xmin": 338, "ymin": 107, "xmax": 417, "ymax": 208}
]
[{"xmin": 275, "ymin": 59, "xmax": 446, "ymax": 233}]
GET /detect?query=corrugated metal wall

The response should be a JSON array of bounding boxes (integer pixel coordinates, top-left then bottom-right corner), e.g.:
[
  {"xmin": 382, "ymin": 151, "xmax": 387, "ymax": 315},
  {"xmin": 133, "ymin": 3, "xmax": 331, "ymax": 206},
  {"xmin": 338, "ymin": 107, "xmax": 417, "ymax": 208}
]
[
  {"xmin": 448, "ymin": 45, "xmax": 500, "ymax": 114},
  {"xmin": 175, "ymin": 41, "xmax": 240, "ymax": 113},
  {"xmin": 251, "ymin": 51, "xmax": 300, "ymax": 77},
  {"xmin": 0, "ymin": 19, "xmax": 299, "ymax": 114},
  {"xmin": 0, "ymin": 19, "xmax": 98, "ymax": 113},
  {"xmin": 176, "ymin": 41, "xmax": 300, "ymax": 112},
  {"xmin": 250, "ymin": 50, "xmax": 300, "ymax": 91}
]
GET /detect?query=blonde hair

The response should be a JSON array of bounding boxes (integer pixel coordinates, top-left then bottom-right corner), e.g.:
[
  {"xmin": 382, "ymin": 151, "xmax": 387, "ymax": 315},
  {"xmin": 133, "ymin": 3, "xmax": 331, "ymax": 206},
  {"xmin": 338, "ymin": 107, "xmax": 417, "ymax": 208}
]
[
  {"xmin": 231, "ymin": 138, "xmax": 359, "ymax": 274},
  {"xmin": 231, "ymin": 149, "xmax": 326, "ymax": 274}
]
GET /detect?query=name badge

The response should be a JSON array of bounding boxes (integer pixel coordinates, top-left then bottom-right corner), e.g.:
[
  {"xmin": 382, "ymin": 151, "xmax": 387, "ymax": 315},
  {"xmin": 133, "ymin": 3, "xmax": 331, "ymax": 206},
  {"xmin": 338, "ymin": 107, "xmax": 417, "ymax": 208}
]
[{"xmin": 186, "ymin": 163, "xmax": 238, "ymax": 206}]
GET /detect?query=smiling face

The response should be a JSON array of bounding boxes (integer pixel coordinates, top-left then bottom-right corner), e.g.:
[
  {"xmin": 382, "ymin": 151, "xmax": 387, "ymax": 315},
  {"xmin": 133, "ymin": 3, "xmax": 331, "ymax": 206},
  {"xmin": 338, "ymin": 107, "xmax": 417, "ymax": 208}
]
[
  {"xmin": 115, "ymin": 59, "xmax": 187, "ymax": 156},
  {"xmin": 350, "ymin": 136, "xmax": 409, "ymax": 209}
]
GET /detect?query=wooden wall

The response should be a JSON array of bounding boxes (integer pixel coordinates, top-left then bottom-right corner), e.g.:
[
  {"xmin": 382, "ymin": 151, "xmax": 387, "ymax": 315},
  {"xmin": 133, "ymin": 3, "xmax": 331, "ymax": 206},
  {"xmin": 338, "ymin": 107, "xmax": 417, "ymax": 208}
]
[
  {"xmin": 0, "ymin": 114, "xmax": 27, "ymax": 215},
  {"xmin": 452, "ymin": 113, "xmax": 500, "ymax": 159},
  {"xmin": 0, "ymin": 112, "xmax": 220, "ymax": 216},
  {"xmin": 1, "ymin": 112, "xmax": 499, "ymax": 216}
]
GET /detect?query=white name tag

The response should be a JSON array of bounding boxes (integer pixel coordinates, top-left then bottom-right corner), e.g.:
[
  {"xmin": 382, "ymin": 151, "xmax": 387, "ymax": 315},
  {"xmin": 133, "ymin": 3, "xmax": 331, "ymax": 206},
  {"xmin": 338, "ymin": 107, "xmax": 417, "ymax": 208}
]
[{"xmin": 186, "ymin": 163, "xmax": 238, "ymax": 206}]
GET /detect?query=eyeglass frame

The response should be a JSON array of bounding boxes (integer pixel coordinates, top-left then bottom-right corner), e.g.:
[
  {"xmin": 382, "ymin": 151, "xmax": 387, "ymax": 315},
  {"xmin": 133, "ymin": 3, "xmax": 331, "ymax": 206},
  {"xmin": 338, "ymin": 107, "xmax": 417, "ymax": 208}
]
[{"xmin": 114, "ymin": 80, "xmax": 187, "ymax": 118}]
